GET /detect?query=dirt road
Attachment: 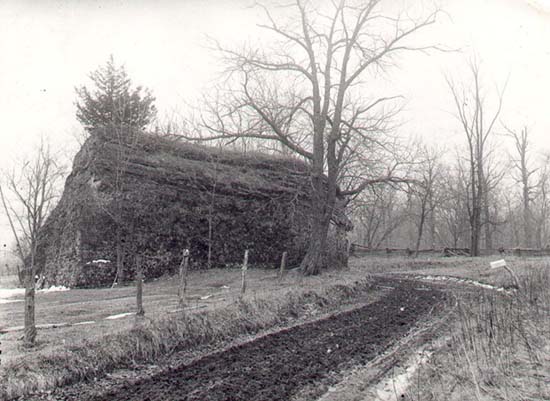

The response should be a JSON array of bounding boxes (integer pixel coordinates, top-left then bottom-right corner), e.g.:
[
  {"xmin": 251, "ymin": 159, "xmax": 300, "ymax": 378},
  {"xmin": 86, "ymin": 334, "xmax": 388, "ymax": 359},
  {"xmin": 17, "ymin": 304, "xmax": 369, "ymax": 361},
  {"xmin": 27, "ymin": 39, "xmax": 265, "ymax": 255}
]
[{"xmin": 29, "ymin": 277, "xmax": 445, "ymax": 401}]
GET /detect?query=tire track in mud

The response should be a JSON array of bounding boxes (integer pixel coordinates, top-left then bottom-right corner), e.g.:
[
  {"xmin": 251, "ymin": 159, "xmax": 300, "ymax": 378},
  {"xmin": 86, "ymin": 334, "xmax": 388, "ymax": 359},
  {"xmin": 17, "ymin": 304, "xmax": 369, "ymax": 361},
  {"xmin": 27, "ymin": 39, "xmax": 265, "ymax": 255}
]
[{"xmin": 75, "ymin": 278, "xmax": 445, "ymax": 401}]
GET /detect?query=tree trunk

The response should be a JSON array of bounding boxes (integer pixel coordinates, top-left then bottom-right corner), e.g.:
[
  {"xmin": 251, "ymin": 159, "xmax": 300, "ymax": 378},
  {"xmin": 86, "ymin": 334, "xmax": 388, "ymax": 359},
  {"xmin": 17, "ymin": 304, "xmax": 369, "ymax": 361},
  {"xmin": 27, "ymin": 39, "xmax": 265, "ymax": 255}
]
[
  {"xmin": 240, "ymin": 249, "xmax": 249, "ymax": 297},
  {"xmin": 135, "ymin": 255, "xmax": 144, "ymax": 317},
  {"xmin": 207, "ymin": 213, "xmax": 213, "ymax": 270},
  {"xmin": 415, "ymin": 211, "xmax": 426, "ymax": 258},
  {"xmin": 523, "ymin": 188, "xmax": 532, "ymax": 248},
  {"xmin": 178, "ymin": 249, "xmax": 189, "ymax": 308},
  {"xmin": 429, "ymin": 202, "xmax": 436, "ymax": 249},
  {"xmin": 471, "ymin": 207, "xmax": 481, "ymax": 257},
  {"xmin": 334, "ymin": 224, "xmax": 349, "ymax": 269},
  {"xmin": 115, "ymin": 227, "xmax": 124, "ymax": 285},
  {"xmin": 279, "ymin": 251, "xmax": 287, "ymax": 279},
  {"xmin": 300, "ymin": 214, "xmax": 330, "ymax": 275},
  {"xmin": 484, "ymin": 202, "xmax": 493, "ymax": 251},
  {"xmin": 23, "ymin": 270, "xmax": 37, "ymax": 347}
]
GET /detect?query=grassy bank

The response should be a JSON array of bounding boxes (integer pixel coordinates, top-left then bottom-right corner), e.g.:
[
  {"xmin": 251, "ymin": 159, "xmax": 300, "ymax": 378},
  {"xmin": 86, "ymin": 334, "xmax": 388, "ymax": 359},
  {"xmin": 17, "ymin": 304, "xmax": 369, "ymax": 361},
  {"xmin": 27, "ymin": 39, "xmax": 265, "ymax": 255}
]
[
  {"xmin": 0, "ymin": 270, "xmax": 379, "ymax": 400},
  {"xmin": 405, "ymin": 261, "xmax": 550, "ymax": 400}
]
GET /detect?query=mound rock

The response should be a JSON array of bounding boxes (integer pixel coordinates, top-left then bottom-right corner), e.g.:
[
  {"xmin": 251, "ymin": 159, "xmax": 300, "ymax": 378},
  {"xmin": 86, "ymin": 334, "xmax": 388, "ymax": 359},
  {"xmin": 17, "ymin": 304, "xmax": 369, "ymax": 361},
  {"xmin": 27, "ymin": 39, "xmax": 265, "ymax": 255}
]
[{"xmin": 36, "ymin": 127, "xmax": 351, "ymax": 287}]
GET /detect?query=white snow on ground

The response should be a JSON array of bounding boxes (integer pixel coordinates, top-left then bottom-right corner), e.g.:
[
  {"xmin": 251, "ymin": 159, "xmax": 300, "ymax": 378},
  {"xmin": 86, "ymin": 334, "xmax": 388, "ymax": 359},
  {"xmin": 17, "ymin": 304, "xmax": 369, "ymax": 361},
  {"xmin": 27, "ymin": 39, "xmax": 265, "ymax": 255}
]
[
  {"xmin": 73, "ymin": 321, "xmax": 95, "ymax": 326},
  {"xmin": 0, "ymin": 299, "xmax": 23, "ymax": 304},
  {"xmin": 374, "ymin": 350, "xmax": 432, "ymax": 401},
  {"xmin": 105, "ymin": 312, "xmax": 135, "ymax": 320},
  {"xmin": 0, "ymin": 288, "xmax": 25, "ymax": 299},
  {"xmin": 4, "ymin": 325, "xmax": 24, "ymax": 332},
  {"xmin": 0, "ymin": 286, "xmax": 69, "ymax": 301},
  {"xmin": 416, "ymin": 275, "xmax": 508, "ymax": 292},
  {"xmin": 87, "ymin": 259, "xmax": 110, "ymax": 264},
  {"xmin": 39, "ymin": 285, "xmax": 69, "ymax": 293}
]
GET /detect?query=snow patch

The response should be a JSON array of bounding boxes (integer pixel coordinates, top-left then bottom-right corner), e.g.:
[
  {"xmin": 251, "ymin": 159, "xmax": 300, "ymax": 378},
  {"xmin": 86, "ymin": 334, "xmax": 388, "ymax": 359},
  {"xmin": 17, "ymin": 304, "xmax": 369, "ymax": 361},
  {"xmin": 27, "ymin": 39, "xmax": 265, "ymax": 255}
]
[
  {"xmin": 39, "ymin": 285, "xmax": 69, "ymax": 293},
  {"xmin": 105, "ymin": 312, "xmax": 134, "ymax": 320},
  {"xmin": 0, "ymin": 288, "xmax": 25, "ymax": 299},
  {"xmin": 73, "ymin": 321, "xmax": 95, "ymax": 326},
  {"xmin": 0, "ymin": 299, "xmax": 23, "ymax": 304},
  {"xmin": 4, "ymin": 325, "xmax": 24, "ymax": 332},
  {"xmin": 0, "ymin": 285, "xmax": 69, "ymax": 300},
  {"xmin": 416, "ymin": 275, "xmax": 508, "ymax": 292},
  {"xmin": 85, "ymin": 259, "xmax": 111, "ymax": 265},
  {"xmin": 374, "ymin": 350, "xmax": 432, "ymax": 401}
]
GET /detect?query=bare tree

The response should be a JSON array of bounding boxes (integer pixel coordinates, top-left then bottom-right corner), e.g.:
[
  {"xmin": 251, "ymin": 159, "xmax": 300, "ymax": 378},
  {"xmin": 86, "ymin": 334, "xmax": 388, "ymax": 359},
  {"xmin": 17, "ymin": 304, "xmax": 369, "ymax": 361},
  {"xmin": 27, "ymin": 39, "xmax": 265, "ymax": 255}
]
[
  {"xmin": 505, "ymin": 126, "xmax": 537, "ymax": 248},
  {"xmin": 192, "ymin": 0, "xmax": 441, "ymax": 274},
  {"xmin": 352, "ymin": 185, "xmax": 407, "ymax": 249},
  {"xmin": 410, "ymin": 146, "xmax": 443, "ymax": 255},
  {"xmin": 527, "ymin": 153, "xmax": 550, "ymax": 248},
  {"xmin": 446, "ymin": 59, "xmax": 506, "ymax": 256},
  {"xmin": 437, "ymin": 158, "xmax": 472, "ymax": 248},
  {"xmin": 0, "ymin": 140, "xmax": 63, "ymax": 346}
]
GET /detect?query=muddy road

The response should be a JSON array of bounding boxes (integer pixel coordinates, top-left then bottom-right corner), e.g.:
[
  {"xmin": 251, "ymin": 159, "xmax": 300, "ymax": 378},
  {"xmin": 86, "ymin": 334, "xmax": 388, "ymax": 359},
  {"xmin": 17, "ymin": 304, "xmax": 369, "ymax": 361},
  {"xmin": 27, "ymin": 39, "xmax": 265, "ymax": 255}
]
[{"xmin": 33, "ymin": 277, "xmax": 446, "ymax": 401}]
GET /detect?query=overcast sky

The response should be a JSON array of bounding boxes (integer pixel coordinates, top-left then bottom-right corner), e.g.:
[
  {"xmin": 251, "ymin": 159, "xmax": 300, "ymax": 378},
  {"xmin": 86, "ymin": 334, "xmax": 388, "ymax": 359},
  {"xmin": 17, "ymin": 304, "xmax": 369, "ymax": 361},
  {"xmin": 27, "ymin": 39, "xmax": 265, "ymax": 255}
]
[{"xmin": 1, "ymin": 0, "xmax": 549, "ymax": 246}]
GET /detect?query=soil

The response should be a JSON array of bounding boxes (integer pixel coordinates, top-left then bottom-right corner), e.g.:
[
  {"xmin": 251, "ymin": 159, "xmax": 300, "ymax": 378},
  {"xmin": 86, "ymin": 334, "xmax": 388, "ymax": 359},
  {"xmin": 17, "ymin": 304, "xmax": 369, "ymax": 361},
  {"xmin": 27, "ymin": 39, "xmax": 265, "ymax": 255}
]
[{"xmin": 26, "ymin": 277, "xmax": 445, "ymax": 401}]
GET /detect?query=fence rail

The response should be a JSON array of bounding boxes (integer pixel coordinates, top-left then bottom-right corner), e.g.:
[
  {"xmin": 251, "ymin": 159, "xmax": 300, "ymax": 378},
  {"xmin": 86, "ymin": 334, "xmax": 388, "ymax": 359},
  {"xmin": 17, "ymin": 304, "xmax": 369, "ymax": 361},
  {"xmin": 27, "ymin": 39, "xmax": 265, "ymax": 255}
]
[{"xmin": 350, "ymin": 244, "xmax": 550, "ymax": 258}]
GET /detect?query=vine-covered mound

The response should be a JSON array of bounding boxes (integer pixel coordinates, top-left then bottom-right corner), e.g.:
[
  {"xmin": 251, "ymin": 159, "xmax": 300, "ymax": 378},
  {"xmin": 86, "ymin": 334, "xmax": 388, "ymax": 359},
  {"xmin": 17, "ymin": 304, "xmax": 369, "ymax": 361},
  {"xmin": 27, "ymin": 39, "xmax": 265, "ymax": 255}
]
[{"xmin": 36, "ymin": 127, "xmax": 349, "ymax": 287}]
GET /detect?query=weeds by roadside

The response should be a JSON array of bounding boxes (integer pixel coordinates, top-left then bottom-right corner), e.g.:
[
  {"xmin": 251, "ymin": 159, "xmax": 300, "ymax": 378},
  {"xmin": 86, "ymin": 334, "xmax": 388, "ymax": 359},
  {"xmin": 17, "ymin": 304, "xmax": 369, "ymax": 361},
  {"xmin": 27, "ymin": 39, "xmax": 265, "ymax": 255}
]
[{"xmin": 406, "ymin": 264, "xmax": 550, "ymax": 401}]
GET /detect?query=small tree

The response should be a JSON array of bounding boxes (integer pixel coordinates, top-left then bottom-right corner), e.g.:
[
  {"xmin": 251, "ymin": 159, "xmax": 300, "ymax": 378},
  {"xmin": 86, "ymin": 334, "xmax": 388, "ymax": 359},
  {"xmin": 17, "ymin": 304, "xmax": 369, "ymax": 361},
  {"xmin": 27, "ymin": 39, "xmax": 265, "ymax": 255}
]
[
  {"xmin": 75, "ymin": 55, "xmax": 157, "ymax": 132},
  {"xmin": 76, "ymin": 56, "xmax": 156, "ymax": 283},
  {"xmin": 0, "ymin": 140, "xmax": 63, "ymax": 346}
]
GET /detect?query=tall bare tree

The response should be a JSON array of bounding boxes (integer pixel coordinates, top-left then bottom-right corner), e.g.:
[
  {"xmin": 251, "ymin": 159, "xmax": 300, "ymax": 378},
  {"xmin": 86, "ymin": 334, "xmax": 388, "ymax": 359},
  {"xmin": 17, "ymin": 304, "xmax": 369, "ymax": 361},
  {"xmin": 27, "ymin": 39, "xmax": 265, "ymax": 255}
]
[
  {"xmin": 534, "ymin": 155, "xmax": 550, "ymax": 248},
  {"xmin": 193, "ymin": 0, "xmax": 441, "ymax": 274},
  {"xmin": 0, "ymin": 141, "xmax": 63, "ymax": 346},
  {"xmin": 505, "ymin": 126, "xmax": 537, "ymax": 247},
  {"xmin": 447, "ymin": 59, "xmax": 506, "ymax": 256}
]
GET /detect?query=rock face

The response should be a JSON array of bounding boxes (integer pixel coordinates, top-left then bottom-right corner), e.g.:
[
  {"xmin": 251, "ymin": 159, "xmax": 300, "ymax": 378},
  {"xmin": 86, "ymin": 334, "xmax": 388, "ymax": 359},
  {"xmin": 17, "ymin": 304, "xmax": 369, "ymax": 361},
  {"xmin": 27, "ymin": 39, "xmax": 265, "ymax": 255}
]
[{"xmin": 36, "ymin": 127, "xmax": 350, "ymax": 288}]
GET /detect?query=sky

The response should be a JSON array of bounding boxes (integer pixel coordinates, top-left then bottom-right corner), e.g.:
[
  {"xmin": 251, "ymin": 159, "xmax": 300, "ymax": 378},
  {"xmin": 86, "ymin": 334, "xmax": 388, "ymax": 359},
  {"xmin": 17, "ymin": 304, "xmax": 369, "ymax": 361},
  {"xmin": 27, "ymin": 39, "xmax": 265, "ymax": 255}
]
[{"xmin": 0, "ymin": 0, "xmax": 549, "ymax": 247}]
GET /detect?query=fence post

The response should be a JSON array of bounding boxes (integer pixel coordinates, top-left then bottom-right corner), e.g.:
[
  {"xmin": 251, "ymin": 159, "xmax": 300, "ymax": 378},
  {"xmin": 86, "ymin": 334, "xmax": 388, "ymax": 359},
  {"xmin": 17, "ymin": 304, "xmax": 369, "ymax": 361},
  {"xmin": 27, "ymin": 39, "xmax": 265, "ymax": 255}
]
[
  {"xmin": 241, "ymin": 250, "xmax": 249, "ymax": 297},
  {"xmin": 278, "ymin": 251, "xmax": 287, "ymax": 281},
  {"xmin": 136, "ymin": 255, "xmax": 144, "ymax": 317},
  {"xmin": 178, "ymin": 248, "xmax": 190, "ymax": 309}
]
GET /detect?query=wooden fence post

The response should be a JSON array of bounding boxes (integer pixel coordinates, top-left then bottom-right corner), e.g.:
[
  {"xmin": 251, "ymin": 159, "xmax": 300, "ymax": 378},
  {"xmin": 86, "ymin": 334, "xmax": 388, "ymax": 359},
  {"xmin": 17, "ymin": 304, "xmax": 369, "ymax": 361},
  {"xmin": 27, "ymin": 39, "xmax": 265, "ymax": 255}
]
[
  {"xmin": 178, "ymin": 248, "xmax": 190, "ymax": 309},
  {"xmin": 136, "ymin": 255, "xmax": 144, "ymax": 317},
  {"xmin": 241, "ymin": 250, "xmax": 249, "ymax": 297},
  {"xmin": 278, "ymin": 251, "xmax": 287, "ymax": 281}
]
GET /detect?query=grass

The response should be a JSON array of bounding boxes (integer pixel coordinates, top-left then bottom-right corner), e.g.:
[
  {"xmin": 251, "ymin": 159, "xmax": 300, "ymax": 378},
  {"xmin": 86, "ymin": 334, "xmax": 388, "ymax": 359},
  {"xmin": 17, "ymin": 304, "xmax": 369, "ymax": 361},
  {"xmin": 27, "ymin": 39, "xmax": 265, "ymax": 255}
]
[
  {"xmin": 300, "ymin": 255, "xmax": 550, "ymax": 401},
  {"xmin": 401, "ymin": 259, "xmax": 550, "ymax": 401},
  {"xmin": 357, "ymin": 254, "xmax": 546, "ymax": 288},
  {"xmin": 0, "ymin": 264, "xmax": 380, "ymax": 400}
]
